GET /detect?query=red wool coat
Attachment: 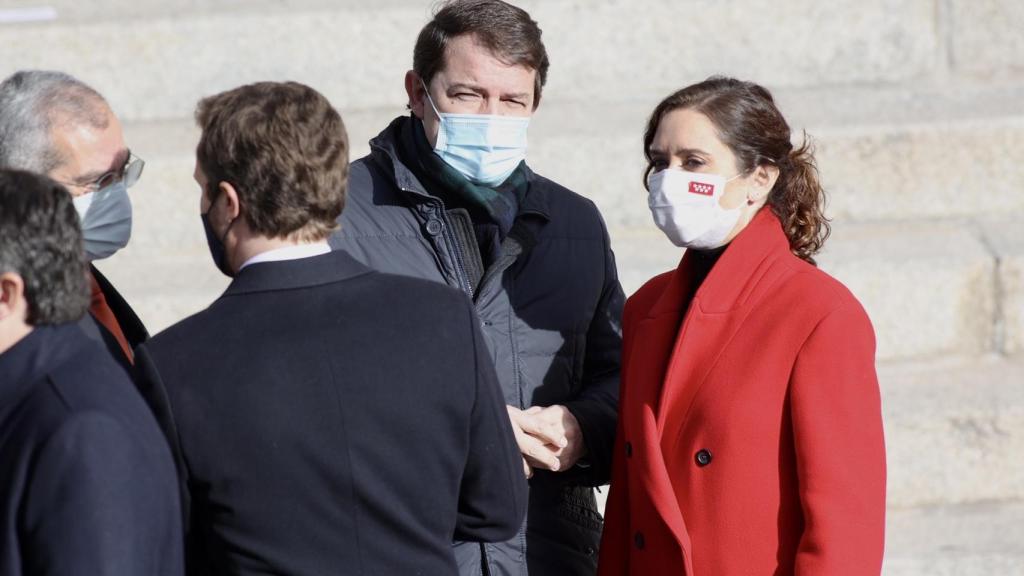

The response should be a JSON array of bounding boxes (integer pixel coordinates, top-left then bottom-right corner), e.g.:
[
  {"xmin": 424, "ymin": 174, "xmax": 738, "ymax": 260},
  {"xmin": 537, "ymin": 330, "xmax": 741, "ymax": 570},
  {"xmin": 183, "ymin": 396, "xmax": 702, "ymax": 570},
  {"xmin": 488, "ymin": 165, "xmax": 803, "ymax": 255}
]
[{"xmin": 598, "ymin": 209, "xmax": 886, "ymax": 576}]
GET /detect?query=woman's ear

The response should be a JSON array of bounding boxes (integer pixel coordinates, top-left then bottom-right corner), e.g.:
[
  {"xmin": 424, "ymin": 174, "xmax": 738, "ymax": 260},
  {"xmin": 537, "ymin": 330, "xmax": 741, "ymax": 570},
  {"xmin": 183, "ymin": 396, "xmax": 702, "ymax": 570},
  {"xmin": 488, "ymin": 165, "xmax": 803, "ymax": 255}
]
[{"xmin": 748, "ymin": 164, "xmax": 780, "ymax": 204}]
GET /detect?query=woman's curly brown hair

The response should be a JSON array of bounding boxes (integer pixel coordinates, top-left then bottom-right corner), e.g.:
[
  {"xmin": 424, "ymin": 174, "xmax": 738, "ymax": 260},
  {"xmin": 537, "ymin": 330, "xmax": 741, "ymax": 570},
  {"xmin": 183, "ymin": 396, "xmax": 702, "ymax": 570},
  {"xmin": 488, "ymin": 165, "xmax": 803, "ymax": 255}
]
[{"xmin": 643, "ymin": 76, "xmax": 830, "ymax": 264}]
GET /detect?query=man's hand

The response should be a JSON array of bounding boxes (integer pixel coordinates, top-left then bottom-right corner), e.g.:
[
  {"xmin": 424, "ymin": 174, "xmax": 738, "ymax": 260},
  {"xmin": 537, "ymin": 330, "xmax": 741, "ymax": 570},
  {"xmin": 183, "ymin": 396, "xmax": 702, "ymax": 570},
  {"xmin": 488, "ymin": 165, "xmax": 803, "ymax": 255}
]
[{"xmin": 506, "ymin": 405, "xmax": 587, "ymax": 478}]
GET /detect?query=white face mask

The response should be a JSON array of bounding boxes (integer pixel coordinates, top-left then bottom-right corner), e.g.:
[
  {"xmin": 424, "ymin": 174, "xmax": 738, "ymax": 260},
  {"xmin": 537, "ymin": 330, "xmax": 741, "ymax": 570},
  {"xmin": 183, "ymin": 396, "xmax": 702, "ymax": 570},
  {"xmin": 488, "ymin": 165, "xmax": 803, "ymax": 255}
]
[
  {"xmin": 647, "ymin": 168, "xmax": 743, "ymax": 250},
  {"xmin": 422, "ymin": 82, "xmax": 530, "ymax": 186},
  {"xmin": 72, "ymin": 181, "xmax": 133, "ymax": 260}
]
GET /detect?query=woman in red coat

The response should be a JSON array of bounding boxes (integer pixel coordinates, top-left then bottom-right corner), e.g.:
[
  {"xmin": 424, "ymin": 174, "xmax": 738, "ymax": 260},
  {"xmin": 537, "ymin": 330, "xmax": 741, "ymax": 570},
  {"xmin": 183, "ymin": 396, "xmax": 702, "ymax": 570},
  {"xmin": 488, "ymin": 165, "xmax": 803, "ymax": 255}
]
[{"xmin": 598, "ymin": 77, "xmax": 886, "ymax": 576}]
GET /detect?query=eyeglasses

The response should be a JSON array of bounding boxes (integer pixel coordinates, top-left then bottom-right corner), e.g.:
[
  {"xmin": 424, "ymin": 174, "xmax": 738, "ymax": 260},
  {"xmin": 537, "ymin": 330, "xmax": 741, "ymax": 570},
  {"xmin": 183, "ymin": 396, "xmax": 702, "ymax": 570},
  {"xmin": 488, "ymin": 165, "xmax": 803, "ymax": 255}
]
[{"xmin": 59, "ymin": 151, "xmax": 145, "ymax": 194}]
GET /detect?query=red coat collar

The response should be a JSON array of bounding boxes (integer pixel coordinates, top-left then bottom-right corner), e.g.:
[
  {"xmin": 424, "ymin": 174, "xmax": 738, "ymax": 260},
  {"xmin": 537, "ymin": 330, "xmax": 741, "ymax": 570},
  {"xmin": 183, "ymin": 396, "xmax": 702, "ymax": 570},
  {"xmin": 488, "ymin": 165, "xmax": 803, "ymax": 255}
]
[{"xmin": 647, "ymin": 208, "xmax": 793, "ymax": 318}]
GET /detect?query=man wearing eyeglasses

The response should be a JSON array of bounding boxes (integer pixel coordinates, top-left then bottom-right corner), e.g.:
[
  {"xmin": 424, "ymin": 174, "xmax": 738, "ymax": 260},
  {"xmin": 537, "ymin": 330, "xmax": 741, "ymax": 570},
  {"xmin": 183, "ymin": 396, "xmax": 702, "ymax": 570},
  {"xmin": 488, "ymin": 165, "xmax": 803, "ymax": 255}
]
[{"xmin": 0, "ymin": 70, "xmax": 147, "ymax": 369}]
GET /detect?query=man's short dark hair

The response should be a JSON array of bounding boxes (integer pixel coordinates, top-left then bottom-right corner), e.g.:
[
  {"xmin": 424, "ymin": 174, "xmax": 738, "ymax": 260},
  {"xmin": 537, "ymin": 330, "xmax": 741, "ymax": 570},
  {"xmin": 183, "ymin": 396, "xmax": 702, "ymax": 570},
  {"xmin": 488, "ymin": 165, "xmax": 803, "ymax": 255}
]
[
  {"xmin": 0, "ymin": 169, "xmax": 89, "ymax": 325},
  {"xmin": 413, "ymin": 0, "xmax": 550, "ymax": 107},
  {"xmin": 195, "ymin": 81, "xmax": 349, "ymax": 242}
]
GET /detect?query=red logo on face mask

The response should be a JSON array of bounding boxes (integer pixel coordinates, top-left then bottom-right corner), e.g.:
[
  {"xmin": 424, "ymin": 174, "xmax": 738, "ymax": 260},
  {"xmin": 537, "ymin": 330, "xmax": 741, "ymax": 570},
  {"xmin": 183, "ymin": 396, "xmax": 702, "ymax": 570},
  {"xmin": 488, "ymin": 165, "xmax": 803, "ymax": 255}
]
[{"xmin": 689, "ymin": 181, "xmax": 715, "ymax": 196}]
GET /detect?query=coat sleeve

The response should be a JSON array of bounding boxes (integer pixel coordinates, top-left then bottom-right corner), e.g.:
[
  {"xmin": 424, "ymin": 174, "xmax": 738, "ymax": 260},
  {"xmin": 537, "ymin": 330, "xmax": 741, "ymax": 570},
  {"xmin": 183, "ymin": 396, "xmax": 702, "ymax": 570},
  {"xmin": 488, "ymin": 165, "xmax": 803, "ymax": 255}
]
[
  {"xmin": 596, "ymin": 290, "xmax": 643, "ymax": 575},
  {"xmin": 789, "ymin": 299, "xmax": 886, "ymax": 576},
  {"xmin": 455, "ymin": 297, "xmax": 529, "ymax": 542},
  {"xmin": 596, "ymin": 396, "xmax": 632, "ymax": 576},
  {"xmin": 562, "ymin": 218, "xmax": 625, "ymax": 486},
  {"xmin": 20, "ymin": 413, "xmax": 183, "ymax": 576},
  {"xmin": 134, "ymin": 344, "xmax": 206, "ymax": 574}
]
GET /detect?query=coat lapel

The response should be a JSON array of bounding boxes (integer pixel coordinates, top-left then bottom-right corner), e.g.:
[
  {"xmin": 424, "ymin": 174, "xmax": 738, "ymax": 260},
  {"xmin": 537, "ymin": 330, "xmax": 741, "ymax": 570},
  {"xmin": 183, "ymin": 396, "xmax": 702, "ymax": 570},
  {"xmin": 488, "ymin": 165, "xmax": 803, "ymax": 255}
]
[
  {"xmin": 622, "ymin": 257, "xmax": 696, "ymax": 553},
  {"xmin": 656, "ymin": 209, "xmax": 793, "ymax": 451}
]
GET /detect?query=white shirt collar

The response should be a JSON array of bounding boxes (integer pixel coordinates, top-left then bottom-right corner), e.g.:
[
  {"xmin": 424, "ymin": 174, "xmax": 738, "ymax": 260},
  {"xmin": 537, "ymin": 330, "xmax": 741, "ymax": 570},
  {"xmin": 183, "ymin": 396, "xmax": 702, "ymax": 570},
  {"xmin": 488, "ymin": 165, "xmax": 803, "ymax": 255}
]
[{"xmin": 238, "ymin": 242, "xmax": 331, "ymax": 271}]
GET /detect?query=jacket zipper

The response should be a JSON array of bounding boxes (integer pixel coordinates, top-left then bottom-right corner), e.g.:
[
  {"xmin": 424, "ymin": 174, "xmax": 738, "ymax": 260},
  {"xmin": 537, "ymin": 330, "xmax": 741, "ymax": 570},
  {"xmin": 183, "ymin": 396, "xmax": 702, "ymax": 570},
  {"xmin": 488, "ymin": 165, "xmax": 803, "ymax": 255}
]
[
  {"xmin": 410, "ymin": 192, "xmax": 474, "ymax": 299},
  {"xmin": 441, "ymin": 212, "xmax": 474, "ymax": 299}
]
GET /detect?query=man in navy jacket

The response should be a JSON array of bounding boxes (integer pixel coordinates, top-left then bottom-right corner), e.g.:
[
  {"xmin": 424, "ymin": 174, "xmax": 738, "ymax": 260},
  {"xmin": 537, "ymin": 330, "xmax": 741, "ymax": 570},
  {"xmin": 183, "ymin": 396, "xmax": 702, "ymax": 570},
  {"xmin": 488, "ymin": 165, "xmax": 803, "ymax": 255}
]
[
  {"xmin": 133, "ymin": 81, "xmax": 526, "ymax": 575},
  {"xmin": 0, "ymin": 169, "xmax": 182, "ymax": 575},
  {"xmin": 330, "ymin": 2, "xmax": 624, "ymax": 574}
]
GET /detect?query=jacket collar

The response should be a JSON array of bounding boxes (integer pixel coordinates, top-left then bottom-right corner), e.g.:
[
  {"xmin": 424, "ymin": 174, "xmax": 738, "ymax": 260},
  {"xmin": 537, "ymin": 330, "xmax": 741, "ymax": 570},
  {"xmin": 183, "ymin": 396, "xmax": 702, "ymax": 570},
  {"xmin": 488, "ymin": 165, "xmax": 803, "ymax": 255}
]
[
  {"xmin": 647, "ymin": 208, "xmax": 792, "ymax": 318},
  {"xmin": 0, "ymin": 323, "xmax": 87, "ymax": 414},
  {"xmin": 368, "ymin": 116, "xmax": 552, "ymax": 223},
  {"xmin": 90, "ymin": 263, "xmax": 149, "ymax": 342},
  {"xmin": 223, "ymin": 249, "xmax": 374, "ymax": 297}
]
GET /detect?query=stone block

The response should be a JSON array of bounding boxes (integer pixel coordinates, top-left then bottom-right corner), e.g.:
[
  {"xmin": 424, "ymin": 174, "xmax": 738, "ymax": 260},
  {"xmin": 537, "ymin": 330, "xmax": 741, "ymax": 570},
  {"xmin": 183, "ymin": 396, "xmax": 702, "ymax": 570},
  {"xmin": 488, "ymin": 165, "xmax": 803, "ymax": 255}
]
[
  {"xmin": 0, "ymin": 3, "xmax": 428, "ymax": 121},
  {"xmin": 951, "ymin": 0, "xmax": 1024, "ymax": 78},
  {"xmin": 880, "ymin": 356, "xmax": 1024, "ymax": 507},
  {"xmin": 814, "ymin": 117, "xmax": 1024, "ymax": 222},
  {"xmin": 817, "ymin": 220, "xmax": 996, "ymax": 361},
  {"xmin": 883, "ymin": 501, "xmax": 1024, "ymax": 575},
  {"xmin": 532, "ymin": 0, "xmax": 939, "ymax": 104},
  {"xmin": 980, "ymin": 217, "xmax": 1024, "ymax": 355}
]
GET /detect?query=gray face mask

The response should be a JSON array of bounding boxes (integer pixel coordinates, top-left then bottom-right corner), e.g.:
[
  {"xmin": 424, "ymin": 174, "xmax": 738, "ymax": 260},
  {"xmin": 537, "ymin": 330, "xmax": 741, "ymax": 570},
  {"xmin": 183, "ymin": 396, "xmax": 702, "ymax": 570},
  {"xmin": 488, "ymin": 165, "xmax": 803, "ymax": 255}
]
[{"xmin": 71, "ymin": 181, "xmax": 133, "ymax": 261}]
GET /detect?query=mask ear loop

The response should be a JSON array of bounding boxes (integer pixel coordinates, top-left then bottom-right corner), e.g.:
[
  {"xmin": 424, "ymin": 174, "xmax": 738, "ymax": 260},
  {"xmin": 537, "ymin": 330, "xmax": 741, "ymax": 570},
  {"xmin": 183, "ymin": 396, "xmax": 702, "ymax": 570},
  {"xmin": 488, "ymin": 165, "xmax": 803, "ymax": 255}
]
[
  {"xmin": 205, "ymin": 189, "xmax": 238, "ymax": 246},
  {"xmin": 419, "ymin": 79, "xmax": 450, "ymax": 151},
  {"xmin": 420, "ymin": 79, "xmax": 444, "ymax": 121}
]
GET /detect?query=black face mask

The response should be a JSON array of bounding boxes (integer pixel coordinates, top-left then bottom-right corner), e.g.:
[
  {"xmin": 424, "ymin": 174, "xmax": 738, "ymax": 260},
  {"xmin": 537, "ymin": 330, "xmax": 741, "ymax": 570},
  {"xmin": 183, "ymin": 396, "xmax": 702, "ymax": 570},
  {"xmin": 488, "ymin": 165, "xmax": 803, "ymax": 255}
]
[{"xmin": 201, "ymin": 210, "xmax": 235, "ymax": 278}]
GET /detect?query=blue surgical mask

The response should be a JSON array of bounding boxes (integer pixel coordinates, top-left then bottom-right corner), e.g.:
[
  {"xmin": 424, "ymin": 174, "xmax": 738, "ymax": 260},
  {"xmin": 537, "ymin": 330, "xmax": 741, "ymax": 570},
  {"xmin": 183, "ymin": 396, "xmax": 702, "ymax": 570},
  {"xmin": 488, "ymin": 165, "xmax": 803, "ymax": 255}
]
[
  {"xmin": 71, "ymin": 181, "xmax": 132, "ymax": 261},
  {"xmin": 422, "ymin": 82, "xmax": 530, "ymax": 186}
]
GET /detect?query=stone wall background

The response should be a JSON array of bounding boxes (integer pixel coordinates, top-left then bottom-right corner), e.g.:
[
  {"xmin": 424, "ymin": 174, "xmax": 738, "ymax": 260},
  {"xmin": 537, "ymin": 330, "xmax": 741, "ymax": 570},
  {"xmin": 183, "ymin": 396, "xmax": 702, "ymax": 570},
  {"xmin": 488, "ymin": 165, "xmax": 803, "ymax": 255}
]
[{"xmin": 2, "ymin": 0, "xmax": 1022, "ymax": 571}]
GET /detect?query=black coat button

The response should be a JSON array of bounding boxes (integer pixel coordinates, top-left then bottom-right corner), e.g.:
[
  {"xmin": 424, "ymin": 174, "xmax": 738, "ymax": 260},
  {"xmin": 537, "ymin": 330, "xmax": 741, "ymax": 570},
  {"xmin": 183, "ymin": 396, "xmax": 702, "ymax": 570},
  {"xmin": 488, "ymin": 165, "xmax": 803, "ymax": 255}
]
[
  {"xmin": 425, "ymin": 218, "xmax": 443, "ymax": 236},
  {"xmin": 625, "ymin": 442, "xmax": 633, "ymax": 458},
  {"xmin": 695, "ymin": 449, "xmax": 712, "ymax": 467},
  {"xmin": 634, "ymin": 531, "xmax": 645, "ymax": 550}
]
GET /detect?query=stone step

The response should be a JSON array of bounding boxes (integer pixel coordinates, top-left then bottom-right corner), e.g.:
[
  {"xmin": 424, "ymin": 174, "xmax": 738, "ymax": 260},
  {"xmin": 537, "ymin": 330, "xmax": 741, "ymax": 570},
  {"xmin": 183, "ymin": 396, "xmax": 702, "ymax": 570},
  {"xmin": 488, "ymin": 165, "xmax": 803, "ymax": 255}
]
[
  {"xmin": 878, "ymin": 355, "xmax": 1024, "ymax": 508},
  {"xmin": 0, "ymin": 0, "xmax": 964, "ymax": 121},
  {"xmin": 534, "ymin": 79, "xmax": 1024, "ymax": 225},
  {"xmin": 817, "ymin": 218, "xmax": 999, "ymax": 361},
  {"xmin": 883, "ymin": 501, "xmax": 1024, "ymax": 576}
]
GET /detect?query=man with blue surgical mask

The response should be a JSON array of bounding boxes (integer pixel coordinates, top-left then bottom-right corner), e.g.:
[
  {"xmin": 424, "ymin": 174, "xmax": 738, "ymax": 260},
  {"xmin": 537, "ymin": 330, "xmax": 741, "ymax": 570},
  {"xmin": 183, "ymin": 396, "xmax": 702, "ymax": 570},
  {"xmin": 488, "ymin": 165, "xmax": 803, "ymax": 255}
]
[
  {"xmin": 330, "ymin": 2, "xmax": 625, "ymax": 575},
  {"xmin": 0, "ymin": 70, "xmax": 146, "ymax": 368}
]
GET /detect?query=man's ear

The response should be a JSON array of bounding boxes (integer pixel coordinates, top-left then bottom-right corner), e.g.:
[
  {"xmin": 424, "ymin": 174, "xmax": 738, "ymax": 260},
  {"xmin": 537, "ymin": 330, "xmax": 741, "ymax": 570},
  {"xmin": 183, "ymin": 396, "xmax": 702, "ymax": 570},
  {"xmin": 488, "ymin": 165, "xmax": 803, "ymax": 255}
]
[
  {"xmin": 217, "ymin": 181, "xmax": 242, "ymax": 221},
  {"xmin": 0, "ymin": 271, "xmax": 26, "ymax": 322},
  {"xmin": 749, "ymin": 164, "xmax": 780, "ymax": 204},
  {"xmin": 405, "ymin": 70, "xmax": 427, "ymax": 120}
]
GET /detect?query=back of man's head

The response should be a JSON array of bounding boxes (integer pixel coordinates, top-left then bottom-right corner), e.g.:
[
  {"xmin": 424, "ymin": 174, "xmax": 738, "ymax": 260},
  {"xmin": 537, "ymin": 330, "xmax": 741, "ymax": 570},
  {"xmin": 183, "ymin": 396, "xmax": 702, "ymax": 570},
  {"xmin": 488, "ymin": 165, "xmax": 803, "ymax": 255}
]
[
  {"xmin": 0, "ymin": 169, "xmax": 89, "ymax": 326},
  {"xmin": 195, "ymin": 81, "xmax": 349, "ymax": 243},
  {"xmin": 0, "ymin": 70, "xmax": 110, "ymax": 174}
]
